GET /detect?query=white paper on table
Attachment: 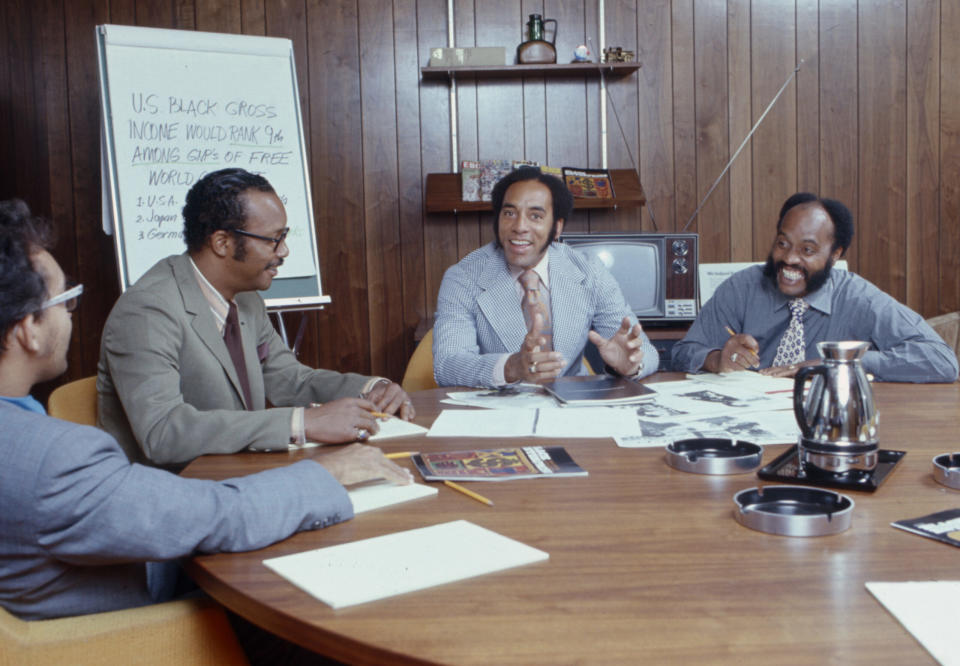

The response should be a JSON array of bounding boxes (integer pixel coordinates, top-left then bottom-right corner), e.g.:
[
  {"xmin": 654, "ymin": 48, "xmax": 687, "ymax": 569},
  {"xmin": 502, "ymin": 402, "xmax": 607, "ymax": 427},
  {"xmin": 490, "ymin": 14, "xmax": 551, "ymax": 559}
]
[
  {"xmin": 626, "ymin": 381, "xmax": 790, "ymax": 421},
  {"xmin": 615, "ymin": 408, "xmax": 797, "ymax": 448},
  {"xmin": 533, "ymin": 407, "xmax": 642, "ymax": 438},
  {"xmin": 367, "ymin": 418, "xmax": 428, "ymax": 441},
  {"xmin": 428, "ymin": 408, "xmax": 536, "ymax": 437},
  {"xmin": 865, "ymin": 581, "xmax": 960, "ymax": 666},
  {"xmin": 444, "ymin": 390, "xmax": 559, "ymax": 409},
  {"xmin": 684, "ymin": 371, "xmax": 796, "ymax": 395},
  {"xmin": 347, "ymin": 482, "xmax": 437, "ymax": 514},
  {"xmin": 263, "ymin": 520, "xmax": 548, "ymax": 609},
  {"xmin": 428, "ymin": 407, "xmax": 642, "ymax": 438}
]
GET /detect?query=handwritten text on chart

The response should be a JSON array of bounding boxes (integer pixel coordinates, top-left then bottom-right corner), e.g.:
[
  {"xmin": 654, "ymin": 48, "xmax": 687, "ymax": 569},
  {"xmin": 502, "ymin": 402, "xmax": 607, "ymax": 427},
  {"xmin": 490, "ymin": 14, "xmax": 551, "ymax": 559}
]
[{"xmin": 121, "ymin": 91, "xmax": 292, "ymax": 243}]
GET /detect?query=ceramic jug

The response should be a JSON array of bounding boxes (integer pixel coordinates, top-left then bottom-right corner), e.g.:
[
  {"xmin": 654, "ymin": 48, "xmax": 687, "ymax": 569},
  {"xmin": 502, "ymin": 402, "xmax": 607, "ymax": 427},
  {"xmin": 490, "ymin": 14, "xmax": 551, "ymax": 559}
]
[{"xmin": 793, "ymin": 340, "xmax": 879, "ymax": 473}]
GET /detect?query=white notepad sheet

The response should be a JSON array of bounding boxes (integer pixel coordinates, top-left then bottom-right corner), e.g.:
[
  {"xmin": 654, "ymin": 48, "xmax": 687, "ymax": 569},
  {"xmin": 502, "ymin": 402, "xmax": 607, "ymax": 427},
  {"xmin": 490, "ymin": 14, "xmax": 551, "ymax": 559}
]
[
  {"xmin": 866, "ymin": 581, "xmax": 960, "ymax": 665},
  {"xmin": 427, "ymin": 407, "xmax": 641, "ymax": 438},
  {"xmin": 263, "ymin": 519, "xmax": 548, "ymax": 609},
  {"xmin": 347, "ymin": 482, "xmax": 436, "ymax": 514},
  {"xmin": 368, "ymin": 417, "xmax": 429, "ymax": 440}
]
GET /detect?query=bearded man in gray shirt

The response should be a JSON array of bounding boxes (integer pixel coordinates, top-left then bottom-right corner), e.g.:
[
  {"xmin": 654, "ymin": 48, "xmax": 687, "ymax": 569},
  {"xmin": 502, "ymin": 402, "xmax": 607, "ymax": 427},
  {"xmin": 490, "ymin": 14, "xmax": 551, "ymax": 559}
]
[{"xmin": 672, "ymin": 192, "xmax": 958, "ymax": 383}]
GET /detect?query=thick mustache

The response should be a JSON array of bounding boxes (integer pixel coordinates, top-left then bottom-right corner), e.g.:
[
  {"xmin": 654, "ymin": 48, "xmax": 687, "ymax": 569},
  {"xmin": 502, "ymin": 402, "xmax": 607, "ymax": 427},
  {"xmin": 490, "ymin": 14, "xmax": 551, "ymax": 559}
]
[{"xmin": 267, "ymin": 258, "xmax": 284, "ymax": 269}]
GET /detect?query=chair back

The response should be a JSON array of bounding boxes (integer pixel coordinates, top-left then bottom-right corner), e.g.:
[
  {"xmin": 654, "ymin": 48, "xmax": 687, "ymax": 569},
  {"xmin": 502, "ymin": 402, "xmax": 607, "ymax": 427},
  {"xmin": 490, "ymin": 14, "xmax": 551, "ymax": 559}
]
[
  {"xmin": 926, "ymin": 311, "xmax": 960, "ymax": 358},
  {"xmin": 47, "ymin": 376, "xmax": 97, "ymax": 425},
  {"xmin": 401, "ymin": 329, "xmax": 438, "ymax": 393}
]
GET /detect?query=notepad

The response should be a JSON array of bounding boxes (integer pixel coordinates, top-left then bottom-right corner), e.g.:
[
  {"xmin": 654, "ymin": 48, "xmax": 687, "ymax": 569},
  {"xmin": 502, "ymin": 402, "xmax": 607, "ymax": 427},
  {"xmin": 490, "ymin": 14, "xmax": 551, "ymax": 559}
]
[
  {"xmin": 262, "ymin": 520, "xmax": 548, "ymax": 609},
  {"xmin": 368, "ymin": 417, "xmax": 429, "ymax": 441},
  {"xmin": 866, "ymin": 581, "xmax": 960, "ymax": 665},
  {"xmin": 347, "ymin": 482, "xmax": 437, "ymax": 514}
]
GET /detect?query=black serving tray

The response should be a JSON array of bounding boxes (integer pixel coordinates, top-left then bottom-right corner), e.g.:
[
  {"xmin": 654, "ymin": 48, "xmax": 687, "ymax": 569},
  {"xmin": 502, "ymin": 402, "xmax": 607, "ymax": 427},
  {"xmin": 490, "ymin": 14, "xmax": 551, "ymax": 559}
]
[{"xmin": 757, "ymin": 445, "xmax": 906, "ymax": 492}]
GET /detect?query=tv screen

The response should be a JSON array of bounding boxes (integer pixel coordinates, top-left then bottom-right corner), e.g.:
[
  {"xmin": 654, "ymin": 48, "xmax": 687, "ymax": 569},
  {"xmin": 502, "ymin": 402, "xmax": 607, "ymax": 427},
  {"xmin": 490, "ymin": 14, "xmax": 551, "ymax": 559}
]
[{"xmin": 560, "ymin": 235, "xmax": 665, "ymax": 320}]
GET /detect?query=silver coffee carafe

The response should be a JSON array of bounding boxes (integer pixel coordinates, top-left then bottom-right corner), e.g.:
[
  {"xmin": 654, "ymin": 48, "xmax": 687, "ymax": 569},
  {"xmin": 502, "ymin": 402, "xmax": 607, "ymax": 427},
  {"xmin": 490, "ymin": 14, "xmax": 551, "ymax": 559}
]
[{"xmin": 793, "ymin": 341, "xmax": 879, "ymax": 474}]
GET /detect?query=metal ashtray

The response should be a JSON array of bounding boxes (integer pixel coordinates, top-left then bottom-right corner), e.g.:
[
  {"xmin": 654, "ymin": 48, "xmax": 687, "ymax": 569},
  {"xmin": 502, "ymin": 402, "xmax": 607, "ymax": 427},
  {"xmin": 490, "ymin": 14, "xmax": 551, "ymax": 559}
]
[
  {"xmin": 932, "ymin": 453, "xmax": 960, "ymax": 490},
  {"xmin": 733, "ymin": 485, "xmax": 854, "ymax": 537},
  {"xmin": 665, "ymin": 438, "xmax": 763, "ymax": 475}
]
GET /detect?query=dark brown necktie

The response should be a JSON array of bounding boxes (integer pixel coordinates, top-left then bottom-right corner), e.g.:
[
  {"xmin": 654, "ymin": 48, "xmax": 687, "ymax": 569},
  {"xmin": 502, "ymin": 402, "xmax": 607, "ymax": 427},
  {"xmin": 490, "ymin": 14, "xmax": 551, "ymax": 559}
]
[{"xmin": 223, "ymin": 302, "xmax": 254, "ymax": 410}]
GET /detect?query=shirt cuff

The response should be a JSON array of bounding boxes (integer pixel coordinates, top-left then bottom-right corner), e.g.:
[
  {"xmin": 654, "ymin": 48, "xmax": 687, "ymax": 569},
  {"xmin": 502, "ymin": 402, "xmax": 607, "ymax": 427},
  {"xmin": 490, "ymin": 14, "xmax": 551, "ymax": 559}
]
[
  {"xmin": 290, "ymin": 407, "xmax": 306, "ymax": 447},
  {"xmin": 360, "ymin": 376, "xmax": 390, "ymax": 397},
  {"xmin": 492, "ymin": 353, "xmax": 511, "ymax": 386}
]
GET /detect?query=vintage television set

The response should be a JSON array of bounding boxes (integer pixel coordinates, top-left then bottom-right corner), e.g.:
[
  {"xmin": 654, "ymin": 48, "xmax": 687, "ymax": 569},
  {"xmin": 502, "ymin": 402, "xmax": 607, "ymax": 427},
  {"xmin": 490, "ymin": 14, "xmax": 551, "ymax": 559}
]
[{"xmin": 559, "ymin": 232, "xmax": 699, "ymax": 370}]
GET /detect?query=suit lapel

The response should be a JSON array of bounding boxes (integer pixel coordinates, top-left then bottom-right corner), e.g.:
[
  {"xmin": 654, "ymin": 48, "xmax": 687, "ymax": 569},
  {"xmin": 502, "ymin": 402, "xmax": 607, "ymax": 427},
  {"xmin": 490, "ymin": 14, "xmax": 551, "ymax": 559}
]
[
  {"xmin": 476, "ymin": 249, "xmax": 528, "ymax": 352},
  {"xmin": 171, "ymin": 255, "xmax": 252, "ymax": 409},
  {"xmin": 548, "ymin": 245, "xmax": 589, "ymax": 360}
]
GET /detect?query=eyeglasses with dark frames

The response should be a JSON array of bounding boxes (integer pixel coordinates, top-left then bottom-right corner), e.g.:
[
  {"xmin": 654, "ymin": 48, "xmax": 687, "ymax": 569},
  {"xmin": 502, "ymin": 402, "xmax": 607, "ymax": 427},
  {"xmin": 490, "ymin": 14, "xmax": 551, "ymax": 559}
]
[
  {"xmin": 232, "ymin": 227, "xmax": 290, "ymax": 252},
  {"xmin": 40, "ymin": 283, "xmax": 84, "ymax": 313}
]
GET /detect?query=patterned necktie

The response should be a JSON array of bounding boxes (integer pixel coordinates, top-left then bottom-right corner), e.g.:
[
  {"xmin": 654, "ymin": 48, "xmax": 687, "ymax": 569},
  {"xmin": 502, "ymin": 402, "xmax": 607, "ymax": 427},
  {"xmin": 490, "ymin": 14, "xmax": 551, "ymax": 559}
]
[
  {"xmin": 223, "ymin": 302, "xmax": 254, "ymax": 410},
  {"xmin": 772, "ymin": 298, "xmax": 809, "ymax": 366},
  {"xmin": 520, "ymin": 269, "xmax": 553, "ymax": 351}
]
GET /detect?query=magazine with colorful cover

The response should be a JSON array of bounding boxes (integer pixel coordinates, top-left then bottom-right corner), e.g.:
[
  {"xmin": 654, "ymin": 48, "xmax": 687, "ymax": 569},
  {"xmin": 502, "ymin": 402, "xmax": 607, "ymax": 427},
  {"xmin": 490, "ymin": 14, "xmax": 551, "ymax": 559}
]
[
  {"xmin": 562, "ymin": 167, "xmax": 615, "ymax": 198},
  {"xmin": 412, "ymin": 446, "xmax": 587, "ymax": 482},
  {"xmin": 460, "ymin": 160, "xmax": 483, "ymax": 201},
  {"xmin": 479, "ymin": 159, "xmax": 513, "ymax": 201},
  {"xmin": 891, "ymin": 508, "xmax": 960, "ymax": 548}
]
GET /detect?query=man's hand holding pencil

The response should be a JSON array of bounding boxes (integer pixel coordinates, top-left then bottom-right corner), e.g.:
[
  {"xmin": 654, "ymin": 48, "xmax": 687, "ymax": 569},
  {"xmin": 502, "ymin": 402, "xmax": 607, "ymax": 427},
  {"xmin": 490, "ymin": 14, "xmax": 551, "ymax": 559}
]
[{"xmin": 704, "ymin": 325, "xmax": 761, "ymax": 373}]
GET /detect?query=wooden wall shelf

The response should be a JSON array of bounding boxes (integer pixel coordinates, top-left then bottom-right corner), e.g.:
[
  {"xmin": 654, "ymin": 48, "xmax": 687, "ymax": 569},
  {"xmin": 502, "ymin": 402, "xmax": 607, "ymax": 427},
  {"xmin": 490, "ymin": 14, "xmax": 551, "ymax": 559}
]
[
  {"xmin": 421, "ymin": 62, "xmax": 641, "ymax": 80},
  {"xmin": 425, "ymin": 169, "xmax": 645, "ymax": 214}
]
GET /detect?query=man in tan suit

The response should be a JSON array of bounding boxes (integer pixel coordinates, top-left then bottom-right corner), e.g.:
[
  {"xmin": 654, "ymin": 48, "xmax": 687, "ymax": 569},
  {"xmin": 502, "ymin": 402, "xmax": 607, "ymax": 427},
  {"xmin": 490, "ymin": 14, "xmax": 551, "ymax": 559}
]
[{"xmin": 98, "ymin": 168, "xmax": 414, "ymax": 469}]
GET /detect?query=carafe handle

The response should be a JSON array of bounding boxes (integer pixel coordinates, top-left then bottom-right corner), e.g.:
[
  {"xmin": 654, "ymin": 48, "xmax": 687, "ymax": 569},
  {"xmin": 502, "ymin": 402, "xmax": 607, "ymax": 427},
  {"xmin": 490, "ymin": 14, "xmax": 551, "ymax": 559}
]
[
  {"xmin": 543, "ymin": 18, "xmax": 558, "ymax": 45},
  {"xmin": 793, "ymin": 365, "xmax": 825, "ymax": 439}
]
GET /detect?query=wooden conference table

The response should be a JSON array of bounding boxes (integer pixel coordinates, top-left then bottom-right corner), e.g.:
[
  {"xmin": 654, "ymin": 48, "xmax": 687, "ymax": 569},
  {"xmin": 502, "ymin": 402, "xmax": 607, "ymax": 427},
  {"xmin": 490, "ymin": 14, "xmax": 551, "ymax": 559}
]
[{"xmin": 183, "ymin": 375, "xmax": 960, "ymax": 665}]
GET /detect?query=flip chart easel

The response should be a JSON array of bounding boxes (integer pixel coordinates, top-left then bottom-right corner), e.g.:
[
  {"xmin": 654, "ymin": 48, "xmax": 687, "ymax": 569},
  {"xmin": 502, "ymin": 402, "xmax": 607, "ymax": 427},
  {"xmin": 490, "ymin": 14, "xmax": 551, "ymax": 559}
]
[{"xmin": 95, "ymin": 24, "xmax": 329, "ymax": 318}]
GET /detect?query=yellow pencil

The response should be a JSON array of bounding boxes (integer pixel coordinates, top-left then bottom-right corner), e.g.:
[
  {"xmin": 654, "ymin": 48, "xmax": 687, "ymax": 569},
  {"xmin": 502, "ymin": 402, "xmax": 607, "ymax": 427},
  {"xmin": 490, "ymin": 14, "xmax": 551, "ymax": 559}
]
[
  {"xmin": 371, "ymin": 411, "xmax": 392, "ymax": 419},
  {"xmin": 386, "ymin": 451, "xmax": 416, "ymax": 459},
  {"xmin": 443, "ymin": 480, "xmax": 494, "ymax": 506},
  {"xmin": 725, "ymin": 325, "xmax": 736, "ymax": 337}
]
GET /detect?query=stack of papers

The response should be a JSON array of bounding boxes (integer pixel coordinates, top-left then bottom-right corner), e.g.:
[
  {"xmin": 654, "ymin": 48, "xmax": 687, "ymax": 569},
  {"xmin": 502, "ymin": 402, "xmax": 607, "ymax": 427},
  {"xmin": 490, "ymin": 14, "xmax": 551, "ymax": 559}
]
[
  {"xmin": 263, "ymin": 520, "xmax": 548, "ymax": 608},
  {"xmin": 435, "ymin": 376, "xmax": 799, "ymax": 447},
  {"xmin": 614, "ymin": 377, "xmax": 798, "ymax": 448},
  {"xmin": 347, "ymin": 482, "xmax": 437, "ymax": 514}
]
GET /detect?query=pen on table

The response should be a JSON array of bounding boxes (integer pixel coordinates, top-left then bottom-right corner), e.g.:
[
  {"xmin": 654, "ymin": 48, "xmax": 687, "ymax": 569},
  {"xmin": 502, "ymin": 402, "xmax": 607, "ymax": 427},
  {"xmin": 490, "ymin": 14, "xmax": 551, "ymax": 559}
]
[
  {"xmin": 385, "ymin": 451, "xmax": 417, "ymax": 459},
  {"xmin": 443, "ymin": 480, "xmax": 494, "ymax": 507}
]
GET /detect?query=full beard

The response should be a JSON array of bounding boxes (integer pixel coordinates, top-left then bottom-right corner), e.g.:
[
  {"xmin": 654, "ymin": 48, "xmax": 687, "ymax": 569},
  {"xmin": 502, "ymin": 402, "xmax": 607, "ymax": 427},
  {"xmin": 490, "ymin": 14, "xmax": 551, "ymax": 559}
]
[{"xmin": 763, "ymin": 254, "xmax": 833, "ymax": 296}]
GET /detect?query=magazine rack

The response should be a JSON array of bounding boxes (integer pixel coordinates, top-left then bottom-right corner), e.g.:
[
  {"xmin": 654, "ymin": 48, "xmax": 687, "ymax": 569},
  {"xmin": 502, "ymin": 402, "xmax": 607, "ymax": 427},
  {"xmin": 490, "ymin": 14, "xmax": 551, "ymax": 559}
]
[
  {"xmin": 421, "ymin": 62, "xmax": 645, "ymax": 215},
  {"xmin": 425, "ymin": 169, "xmax": 645, "ymax": 213}
]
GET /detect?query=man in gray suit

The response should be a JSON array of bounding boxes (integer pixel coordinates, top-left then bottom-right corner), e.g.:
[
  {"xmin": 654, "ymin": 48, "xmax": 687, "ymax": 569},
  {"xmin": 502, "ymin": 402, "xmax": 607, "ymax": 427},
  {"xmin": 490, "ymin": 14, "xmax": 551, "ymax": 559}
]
[
  {"xmin": 433, "ymin": 166, "xmax": 658, "ymax": 387},
  {"xmin": 98, "ymin": 168, "xmax": 414, "ymax": 469},
  {"xmin": 0, "ymin": 199, "xmax": 411, "ymax": 620}
]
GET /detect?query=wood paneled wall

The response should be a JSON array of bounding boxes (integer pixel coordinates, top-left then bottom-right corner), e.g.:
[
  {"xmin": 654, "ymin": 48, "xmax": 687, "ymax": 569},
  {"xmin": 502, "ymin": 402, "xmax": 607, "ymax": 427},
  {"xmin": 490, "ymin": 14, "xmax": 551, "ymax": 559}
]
[{"xmin": 2, "ymin": 0, "xmax": 959, "ymax": 392}]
